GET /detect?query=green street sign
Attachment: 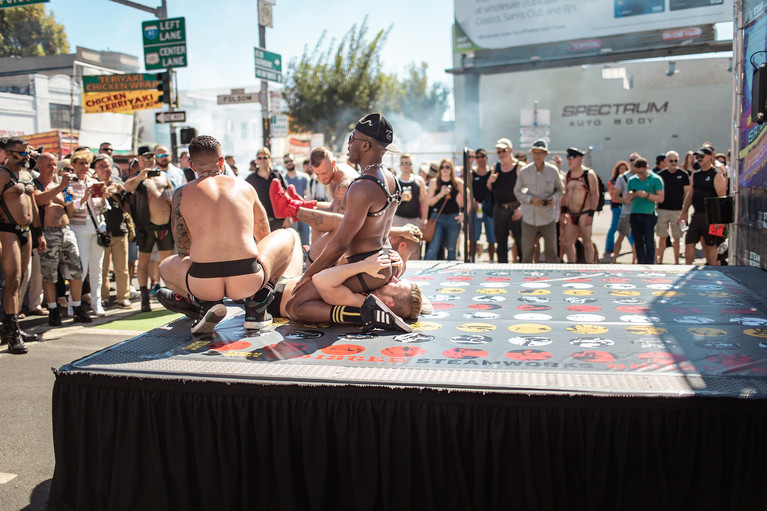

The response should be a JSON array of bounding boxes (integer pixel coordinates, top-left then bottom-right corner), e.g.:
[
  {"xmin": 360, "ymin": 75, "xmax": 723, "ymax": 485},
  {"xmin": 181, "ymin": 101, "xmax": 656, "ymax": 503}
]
[
  {"xmin": 0, "ymin": 0, "xmax": 48, "ymax": 8},
  {"xmin": 254, "ymin": 47, "xmax": 282, "ymax": 83},
  {"xmin": 142, "ymin": 17, "xmax": 187, "ymax": 71}
]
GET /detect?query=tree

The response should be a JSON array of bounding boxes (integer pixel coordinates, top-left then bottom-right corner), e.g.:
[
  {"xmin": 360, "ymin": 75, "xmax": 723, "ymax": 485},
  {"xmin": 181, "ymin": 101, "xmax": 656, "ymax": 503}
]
[
  {"xmin": 283, "ymin": 17, "xmax": 391, "ymax": 153},
  {"xmin": 380, "ymin": 62, "xmax": 450, "ymax": 126},
  {"xmin": 0, "ymin": 4, "xmax": 69, "ymax": 58}
]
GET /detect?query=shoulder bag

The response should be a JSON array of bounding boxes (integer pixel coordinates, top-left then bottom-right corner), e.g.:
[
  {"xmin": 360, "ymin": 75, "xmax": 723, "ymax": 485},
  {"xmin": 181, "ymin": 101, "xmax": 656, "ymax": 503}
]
[
  {"xmin": 86, "ymin": 200, "xmax": 111, "ymax": 248},
  {"xmin": 423, "ymin": 199, "xmax": 448, "ymax": 243}
]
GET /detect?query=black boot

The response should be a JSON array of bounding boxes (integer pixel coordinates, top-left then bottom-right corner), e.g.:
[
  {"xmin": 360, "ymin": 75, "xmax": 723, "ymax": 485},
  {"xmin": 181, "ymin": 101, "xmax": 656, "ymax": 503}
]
[
  {"xmin": 3, "ymin": 314, "xmax": 27, "ymax": 355},
  {"xmin": 19, "ymin": 329, "xmax": 41, "ymax": 343},
  {"xmin": 48, "ymin": 306, "xmax": 62, "ymax": 327},
  {"xmin": 72, "ymin": 305, "xmax": 92, "ymax": 323},
  {"xmin": 140, "ymin": 287, "xmax": 151, "ymax": 313}
]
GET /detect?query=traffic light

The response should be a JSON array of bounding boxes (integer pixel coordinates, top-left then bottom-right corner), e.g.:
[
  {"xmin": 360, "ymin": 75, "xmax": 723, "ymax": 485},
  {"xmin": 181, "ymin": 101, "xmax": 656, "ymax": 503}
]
[{"xmin": 156, "ymin": 71, "xmax": 171, "ymax": 105}]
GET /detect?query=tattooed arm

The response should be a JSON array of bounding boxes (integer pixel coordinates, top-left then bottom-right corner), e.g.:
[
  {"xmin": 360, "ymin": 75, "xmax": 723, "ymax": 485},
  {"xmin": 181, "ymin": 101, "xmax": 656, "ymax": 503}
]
[
  {"xmin": 171, "ymin": 187, "xmax": 191, "ymax": 257},
  {"xmin": 332, "ymin": 176, "xmax": 352, "ymax": 213},
  {"xmin": 296, "ymin": 207, "xmax": 343, "ymax": 234},
  {"xmin": 251, "ymin": 186, "xmax": 270, "ymax": 242}
]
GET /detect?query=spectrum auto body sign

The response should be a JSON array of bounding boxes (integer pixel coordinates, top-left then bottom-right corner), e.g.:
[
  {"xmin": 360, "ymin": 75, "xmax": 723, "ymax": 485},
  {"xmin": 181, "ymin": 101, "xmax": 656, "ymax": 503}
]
[
  {"xmin": 454, "ymin": 0, "xmax": 732, "ymax": 51},
  {"xmin": 82, "ymin": 74, "xmax": 162, "ymax": 114}
]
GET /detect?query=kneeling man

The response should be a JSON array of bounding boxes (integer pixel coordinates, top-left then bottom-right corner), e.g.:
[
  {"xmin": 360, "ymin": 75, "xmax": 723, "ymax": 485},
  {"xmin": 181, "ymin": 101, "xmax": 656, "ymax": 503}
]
[{"xmin": 159, "ymin": 135, "xmax": 294, "ymax": 333}]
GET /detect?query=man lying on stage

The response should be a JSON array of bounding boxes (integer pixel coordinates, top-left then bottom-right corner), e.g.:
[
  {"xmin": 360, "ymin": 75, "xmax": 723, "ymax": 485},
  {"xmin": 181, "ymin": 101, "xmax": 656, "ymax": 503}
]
[
  {"xmin": 158, "ymin": 135, "xmax": 294, "ymax": 334},
  {"xmin": 159, "ymin": 229, "xmax": 430, "ymax": 332}
]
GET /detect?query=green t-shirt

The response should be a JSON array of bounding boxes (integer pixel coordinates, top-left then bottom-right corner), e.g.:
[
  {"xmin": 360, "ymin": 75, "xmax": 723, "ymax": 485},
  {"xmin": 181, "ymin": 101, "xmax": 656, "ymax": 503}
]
[{"xmin": 627, "ymin": 172, "xmax": 664, "ymax": 215}]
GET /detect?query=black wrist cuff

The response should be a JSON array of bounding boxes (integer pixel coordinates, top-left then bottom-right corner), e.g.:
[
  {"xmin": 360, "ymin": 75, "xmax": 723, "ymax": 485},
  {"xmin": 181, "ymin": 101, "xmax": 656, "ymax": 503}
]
[
  {"xmin": 32, "ymin": 226, "xmax": 42, "ymax": 238},
  {"xmin": 560, "ymin": 206, "xmax": 568, "ymax": 214}
]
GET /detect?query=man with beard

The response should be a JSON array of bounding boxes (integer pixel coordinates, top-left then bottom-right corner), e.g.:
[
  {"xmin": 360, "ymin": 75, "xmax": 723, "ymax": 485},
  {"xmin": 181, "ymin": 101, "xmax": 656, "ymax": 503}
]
[
  {"xmin": 154, "ymin": 144, "xmax": 186, "ymax": 189},
  {"xmin": 0, "ymin": 138, "xmax": 45, "ymax": 353}
]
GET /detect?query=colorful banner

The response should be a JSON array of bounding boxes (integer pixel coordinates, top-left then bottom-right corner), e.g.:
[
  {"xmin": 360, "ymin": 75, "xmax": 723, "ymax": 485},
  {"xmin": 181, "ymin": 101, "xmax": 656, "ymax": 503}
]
[
  {"xmin": 454, "ymin": 0, "xmax": 732, "ymax": 52},
  {"xmin": 737, "ymin": 3, "xmax": 767, "ymax": 269},
  {"xmin": 23, "ymin": 130, "xmax": 79, "ymax": 159},
  {"xmin": 82, "ymin": 74, "xmax": 162, "ymax": 114}
]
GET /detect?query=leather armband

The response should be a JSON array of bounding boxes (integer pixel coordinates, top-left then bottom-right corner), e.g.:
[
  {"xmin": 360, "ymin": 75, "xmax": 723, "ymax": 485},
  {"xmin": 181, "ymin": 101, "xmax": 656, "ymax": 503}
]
[{"xmin": 32, "ymin": 226, "xmax": 43, "ymax": 238}]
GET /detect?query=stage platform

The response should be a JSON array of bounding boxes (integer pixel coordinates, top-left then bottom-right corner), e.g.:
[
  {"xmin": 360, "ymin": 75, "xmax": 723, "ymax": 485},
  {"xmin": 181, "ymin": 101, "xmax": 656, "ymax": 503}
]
[{"xmin": 49, "ymin": 263, "xmax": 767, "ymax": 510}]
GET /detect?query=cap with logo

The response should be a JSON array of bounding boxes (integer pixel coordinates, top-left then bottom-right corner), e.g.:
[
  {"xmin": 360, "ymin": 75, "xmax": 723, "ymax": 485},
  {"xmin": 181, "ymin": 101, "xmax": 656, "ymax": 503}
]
[
  {"xmin": 355, "ymin": 113, "xmax": 399, "ymax": 153},
  {"xmin": 530, "ymin": 139, "xmax": 549, "ymax": 153}
]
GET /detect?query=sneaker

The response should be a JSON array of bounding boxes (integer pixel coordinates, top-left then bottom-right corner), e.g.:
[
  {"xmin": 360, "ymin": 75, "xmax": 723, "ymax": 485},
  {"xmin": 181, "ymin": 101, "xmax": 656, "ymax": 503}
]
[
  {"xmin": 48, "ymin": 307, "xmax": 62, "ymax": 327},
  {"xmin": 244, "ymin": 295, "xmax": 274, "ymax": 330},
  {"xmin": 190, "ymin": 301, "xmax": 227, "ymax": 334},
  {"xmin": 72, "ymin": 305, "xmax": 93, "ymax": 323},
  {"xmin": 360, "ymin": 294, "xmax": 412, "ymax": 333},
  {"xmin": 92, "ymin": 304, "xmax": 106, "ymax": 317},
  {"xmin": 149, "ymin": 283, "xmax": 161, "ymax": 296},
  {"xmin": 67, "ymin": 305, "xmax": 73, "ymax": 317},
  {"xmin": 117, "ymin": 299, "xmax": 133, "ymax": 309},
  {"xmin": 157, "ymin": 288, "xmax": 201, "ymax": 319}
]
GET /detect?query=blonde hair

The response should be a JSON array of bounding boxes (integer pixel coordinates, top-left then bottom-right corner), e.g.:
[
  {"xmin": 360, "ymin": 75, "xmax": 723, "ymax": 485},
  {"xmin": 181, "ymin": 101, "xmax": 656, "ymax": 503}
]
[
  {"xmin": 70, "ymin": 150, "xmax": 93, "ymax": 165},
  {"xmin": 387, "ymin": 282, "xmax": 424, "ymax": 320}
]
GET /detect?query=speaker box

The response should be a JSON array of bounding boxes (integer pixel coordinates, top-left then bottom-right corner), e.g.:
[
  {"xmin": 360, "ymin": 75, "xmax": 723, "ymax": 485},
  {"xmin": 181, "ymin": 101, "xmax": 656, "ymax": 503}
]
[
  {"xmin": 705, "ymin": 195, "xmax": 734, "ymax": 224},
  {"xmin": 752, "ymin": 64, "xmax": 767, "ymax": 124}
]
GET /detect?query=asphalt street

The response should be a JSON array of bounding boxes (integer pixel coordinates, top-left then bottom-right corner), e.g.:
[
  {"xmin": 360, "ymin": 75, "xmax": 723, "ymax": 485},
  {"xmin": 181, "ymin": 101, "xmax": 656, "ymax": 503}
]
[{"xmin": 0, "ymin": 206, "xmax": 709, "ymax": 510}]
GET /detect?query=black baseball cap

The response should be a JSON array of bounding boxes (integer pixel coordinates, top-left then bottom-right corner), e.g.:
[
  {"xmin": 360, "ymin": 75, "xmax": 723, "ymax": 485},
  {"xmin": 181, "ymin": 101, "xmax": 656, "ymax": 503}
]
[
  {"xmin": 138, "ymin": 145, "xmax": 153, "ymax": 157},
  {"xmin": 354, "ymin": 113, "xmax": 400, "ymax": 152},
  {"xmin": 694, "ymin": 146, "xmax": 714, "ymax": 156}
]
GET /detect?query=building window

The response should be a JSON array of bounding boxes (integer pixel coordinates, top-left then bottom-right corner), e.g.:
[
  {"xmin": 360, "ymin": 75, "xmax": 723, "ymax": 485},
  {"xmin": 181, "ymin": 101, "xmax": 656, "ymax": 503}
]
[
  {"xmin": 50, "ymin": 104, "xmax": 81, "ymax": 130},
  {"xmin": 241, "ymin": 122, "xmax": 248, "ymax": 139}
]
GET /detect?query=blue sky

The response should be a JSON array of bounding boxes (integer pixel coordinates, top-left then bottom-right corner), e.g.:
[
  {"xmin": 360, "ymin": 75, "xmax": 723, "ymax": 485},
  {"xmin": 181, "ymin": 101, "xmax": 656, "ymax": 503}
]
[{"xmin": 45, "ymin": 0, "xmax": 456, "ymax": 91}]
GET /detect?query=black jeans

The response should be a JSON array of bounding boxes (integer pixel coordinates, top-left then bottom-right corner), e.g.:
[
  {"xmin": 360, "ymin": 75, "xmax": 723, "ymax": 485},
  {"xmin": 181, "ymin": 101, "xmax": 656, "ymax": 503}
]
[
  {"xmin": 629, "ymin": 213, "xmax": 657, "ymax": 264},
  {"xmin": 493, "ymin": 206, "xmax": 522, "ymax": 263}
]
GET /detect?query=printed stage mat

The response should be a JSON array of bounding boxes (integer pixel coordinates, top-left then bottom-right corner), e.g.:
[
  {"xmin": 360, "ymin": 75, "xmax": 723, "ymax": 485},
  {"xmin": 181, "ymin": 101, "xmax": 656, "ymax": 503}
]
[{"xmin": 61, "ymin": 262, "xmax": 767, "ymax": 398}]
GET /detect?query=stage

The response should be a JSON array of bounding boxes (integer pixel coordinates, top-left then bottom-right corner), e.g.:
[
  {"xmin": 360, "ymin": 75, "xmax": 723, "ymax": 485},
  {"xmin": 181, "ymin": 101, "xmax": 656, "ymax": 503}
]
[{"xmin": 49, "ymin": 262, "xmax": 767, "ymax": 510}]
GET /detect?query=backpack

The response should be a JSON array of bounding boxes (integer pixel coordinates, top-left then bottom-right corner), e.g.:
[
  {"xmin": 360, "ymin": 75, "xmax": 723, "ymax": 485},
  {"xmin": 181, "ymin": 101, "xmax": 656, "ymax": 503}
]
[
  {"xmin": 567, "ymin": 168, "xmax": 606, "ymax": 212},
  {"xmin": 594, "ymin": 171, "xmax": 606, "ymax": 212}
]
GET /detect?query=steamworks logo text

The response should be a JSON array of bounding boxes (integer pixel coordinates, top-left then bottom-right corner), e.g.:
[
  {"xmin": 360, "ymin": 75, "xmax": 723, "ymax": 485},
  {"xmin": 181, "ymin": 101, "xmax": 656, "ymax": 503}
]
[{"xmin": 561, "ymin": 101, "xmax": 669, "ymax": 127}]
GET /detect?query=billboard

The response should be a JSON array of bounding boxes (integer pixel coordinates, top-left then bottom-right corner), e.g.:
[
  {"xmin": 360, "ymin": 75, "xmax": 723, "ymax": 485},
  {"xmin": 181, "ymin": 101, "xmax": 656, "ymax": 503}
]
[
  {"xmin": 454, "ymin": 0, "xmax": 732, "ymax": 52},
  {"xmin": 82, "ymin": 74, "xmax": 162, "ymax": 114}
]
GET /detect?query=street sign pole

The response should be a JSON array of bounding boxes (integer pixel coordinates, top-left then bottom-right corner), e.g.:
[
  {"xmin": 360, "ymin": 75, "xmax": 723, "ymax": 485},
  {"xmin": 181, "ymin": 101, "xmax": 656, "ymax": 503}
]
[{"xmin": 259, "ymin": 23, "xmax": 269, "ymax": 150}]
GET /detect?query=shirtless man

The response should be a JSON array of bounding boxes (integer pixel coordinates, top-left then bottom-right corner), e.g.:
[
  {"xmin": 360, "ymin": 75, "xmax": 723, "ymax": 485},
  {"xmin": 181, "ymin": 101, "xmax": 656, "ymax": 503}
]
[
  {"xmin": 0, "ymin": 138, "xmax": 45, "ymax": 354},
  {"xmin": 561, "ymin": 147, "xmax": 598, "ymax": 263},
  {"xmin": 158, "ymin": 135, "xmax": 294, "ymax": 334},
  {"xmin": 33, "ymin": 153, "xmax": 91, "ymax": 326},
  {"xmin": 308, "ymin": 147, "xmax": 359, "ymax": 215},
  {"xmin": 271, "ymin": 113, "xmax": 406, "ymax": 328},
  {"xmin": 159, "ymin": 229, "xmax": 428, "ymax": 331},
  {"xmin": 125, "ymin": 145, "xmax": 175, "ymax": 312}
]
